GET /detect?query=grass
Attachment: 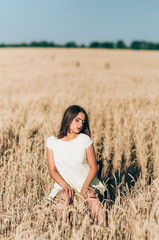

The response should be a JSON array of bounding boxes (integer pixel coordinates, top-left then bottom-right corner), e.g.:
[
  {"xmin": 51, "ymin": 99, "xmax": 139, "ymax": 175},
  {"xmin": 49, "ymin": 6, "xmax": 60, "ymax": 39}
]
[{"xmin": 0, "ymin": 48, "xmax": 159, "ymax": 239}]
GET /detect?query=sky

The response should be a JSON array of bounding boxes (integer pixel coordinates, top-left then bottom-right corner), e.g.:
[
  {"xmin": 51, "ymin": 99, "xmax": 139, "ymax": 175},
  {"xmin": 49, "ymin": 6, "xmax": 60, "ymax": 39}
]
[{"xmin": 0, "ymin": 0, "xmax": 159, "ymax": 46}]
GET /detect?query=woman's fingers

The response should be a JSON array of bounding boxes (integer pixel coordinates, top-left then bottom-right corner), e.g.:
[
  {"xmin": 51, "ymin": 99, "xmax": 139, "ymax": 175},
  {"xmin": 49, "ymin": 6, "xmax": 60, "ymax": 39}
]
[
  {"xmin": 68, "ymin": 188, "xmax": 72, "ymax": 197},
  {"xmin": 82, "ymin": 189, "xmax": 90, "ymax": 198},
  {"xmin": 82, "ymin": 187, "xmax": 98, "ymax": 199},
  {"xmin": 83, "ymin": 188, "xmax": 89, "ymax": 195},
  {"xmin": 63, "ymin": 186, "xmax": 74, "ymax": 198},
  {"xmin": 70, "ymin": 187, "xmax": 75, "ymax": 198},
  {"xmin": 62, "ymin": 187, "xmax": 68, "ymax": 195},
  {"xmin": 71, "ymin": 188, "xmax": 74, "ymax": 198}
]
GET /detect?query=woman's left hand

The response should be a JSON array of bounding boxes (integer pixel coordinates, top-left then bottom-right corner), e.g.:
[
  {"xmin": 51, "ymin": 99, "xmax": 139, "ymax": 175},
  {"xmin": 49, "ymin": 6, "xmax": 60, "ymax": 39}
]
[
  {"xmin": 80, "ymin": 187, "xmax": 97, "ymax": 199},
  {"xmin": 80, "ymin": 187, "xmax": 88, "ymax": 196}
]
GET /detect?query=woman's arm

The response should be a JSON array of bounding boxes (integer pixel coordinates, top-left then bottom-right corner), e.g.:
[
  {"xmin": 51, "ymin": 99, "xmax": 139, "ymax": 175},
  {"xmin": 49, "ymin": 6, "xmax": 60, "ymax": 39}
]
[
  {"xmin": 80, "ymin": 144, "xmax": 98, "ymax": 195},
  {"xmin": 47, "ymin": 147, "xmax": 74, "ymax": 197}
]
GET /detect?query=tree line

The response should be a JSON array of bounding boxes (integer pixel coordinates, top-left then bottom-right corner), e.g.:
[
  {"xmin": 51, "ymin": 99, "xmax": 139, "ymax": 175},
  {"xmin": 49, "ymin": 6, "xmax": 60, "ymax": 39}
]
[{"xmin": 0, "ymin": 40, "xmax": 159, "ymax": 50}]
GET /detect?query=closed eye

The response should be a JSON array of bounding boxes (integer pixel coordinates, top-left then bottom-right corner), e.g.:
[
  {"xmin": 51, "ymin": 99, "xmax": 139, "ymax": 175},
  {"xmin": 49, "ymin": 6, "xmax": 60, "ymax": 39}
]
[{"xmin": 75, "ymin": 119, "xmax": 85, "ymax": 124}]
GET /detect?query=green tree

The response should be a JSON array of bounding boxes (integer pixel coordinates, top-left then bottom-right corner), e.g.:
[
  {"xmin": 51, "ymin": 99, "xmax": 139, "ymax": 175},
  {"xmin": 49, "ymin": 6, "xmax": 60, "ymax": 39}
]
[
  {"xmin": 89, "ymin": 41, "xmax": 100, "ymax": 48},
  {"xmin": 130, "ymin": 41, "xmax": 146, "ymax": 50},
  {"xmin": 100, "ymin": 42, "xmax": 114, "ymax": 49},
  {"xmin": 29, "ymin": 41, "xmax": 39, "ymax": 47},
  {"xmin": 64, "ymin": 42, "xmax": 77, "ymax": 48},
  {"xmin": 79, "ymin": 44, "xmax": 86, "ymax": 48},
  {"xmin": 0, "ymin": 43, "xmax": 6, "ymax": 47},
  {"xmin": 116, "ymin": 40, "xmax": 127, "ymax": 49}
]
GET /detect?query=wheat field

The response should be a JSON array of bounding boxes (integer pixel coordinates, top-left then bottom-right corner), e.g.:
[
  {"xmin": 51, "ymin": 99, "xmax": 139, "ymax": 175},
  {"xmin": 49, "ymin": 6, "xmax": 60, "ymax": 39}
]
[{"xmin": 0, "ymin": 48, "xmax": 159, "ymax": 239}]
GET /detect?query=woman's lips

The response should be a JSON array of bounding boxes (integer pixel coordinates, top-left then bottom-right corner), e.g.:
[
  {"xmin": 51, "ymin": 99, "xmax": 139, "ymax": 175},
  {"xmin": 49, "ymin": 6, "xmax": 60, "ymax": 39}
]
[{"xmin": 77, "ymin": 128, "xmax": 81, "ymax": 130}]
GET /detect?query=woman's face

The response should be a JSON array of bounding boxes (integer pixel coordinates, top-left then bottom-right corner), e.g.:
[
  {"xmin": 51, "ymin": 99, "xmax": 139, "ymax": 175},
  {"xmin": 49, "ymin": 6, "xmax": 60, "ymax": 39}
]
[{"xmin": 69, "ymin": 112, "xmax": 86, "ymax": 134}]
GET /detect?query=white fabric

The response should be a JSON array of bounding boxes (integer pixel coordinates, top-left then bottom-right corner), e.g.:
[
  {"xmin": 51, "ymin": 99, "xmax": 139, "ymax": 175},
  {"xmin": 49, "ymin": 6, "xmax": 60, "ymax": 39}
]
[{"xmin": 46, "ymin": 133, "xmax": 105, "ymax": 200}]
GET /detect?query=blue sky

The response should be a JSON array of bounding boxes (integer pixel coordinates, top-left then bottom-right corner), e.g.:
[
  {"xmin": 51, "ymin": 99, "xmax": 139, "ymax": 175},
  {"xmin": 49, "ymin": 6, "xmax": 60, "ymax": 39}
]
[{"xmin": 0, "ymin": 0, "xmax": 159, "ymax": 45}]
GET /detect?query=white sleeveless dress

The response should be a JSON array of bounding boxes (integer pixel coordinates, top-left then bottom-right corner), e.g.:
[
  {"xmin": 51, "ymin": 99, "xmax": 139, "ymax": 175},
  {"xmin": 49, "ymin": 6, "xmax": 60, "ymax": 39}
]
[{"xmin": 46, "ymin": 133, "xmax": 105, "ymax": 200}]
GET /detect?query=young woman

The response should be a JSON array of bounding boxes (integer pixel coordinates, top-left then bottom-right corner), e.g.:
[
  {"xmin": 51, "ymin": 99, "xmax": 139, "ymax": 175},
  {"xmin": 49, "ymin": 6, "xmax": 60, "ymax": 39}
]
[{"xmin": 46, "ymin": 105, "xmax": 106, "ymax": 225}]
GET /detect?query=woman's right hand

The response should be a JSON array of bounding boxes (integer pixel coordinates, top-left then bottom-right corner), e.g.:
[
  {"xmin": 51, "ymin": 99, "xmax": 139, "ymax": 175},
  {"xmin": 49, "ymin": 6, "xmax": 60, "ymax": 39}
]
[{"xmin": 62, "ymin": 185, "xmax": 75, "ymax": 198}]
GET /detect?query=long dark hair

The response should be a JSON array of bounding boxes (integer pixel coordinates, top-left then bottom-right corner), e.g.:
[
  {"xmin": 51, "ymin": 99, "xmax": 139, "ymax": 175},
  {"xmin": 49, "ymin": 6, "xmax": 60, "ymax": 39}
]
[{"xmin": 57, "ymin": 105, "xmax": 91, "ymax": 139}]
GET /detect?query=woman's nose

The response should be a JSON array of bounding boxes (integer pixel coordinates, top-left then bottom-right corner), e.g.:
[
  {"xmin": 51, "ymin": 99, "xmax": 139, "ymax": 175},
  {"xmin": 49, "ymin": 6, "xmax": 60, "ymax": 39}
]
[{"xmin": 79, "ymin": 122, "xmax": 83, "ymax": 127}]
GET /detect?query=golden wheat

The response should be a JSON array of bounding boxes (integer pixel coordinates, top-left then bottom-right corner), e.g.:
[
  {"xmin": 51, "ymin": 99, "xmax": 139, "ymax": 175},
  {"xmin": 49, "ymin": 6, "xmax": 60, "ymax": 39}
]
[{"xmin": 0, "ymin": 48, "xmax": 159, "ymax": 239}]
